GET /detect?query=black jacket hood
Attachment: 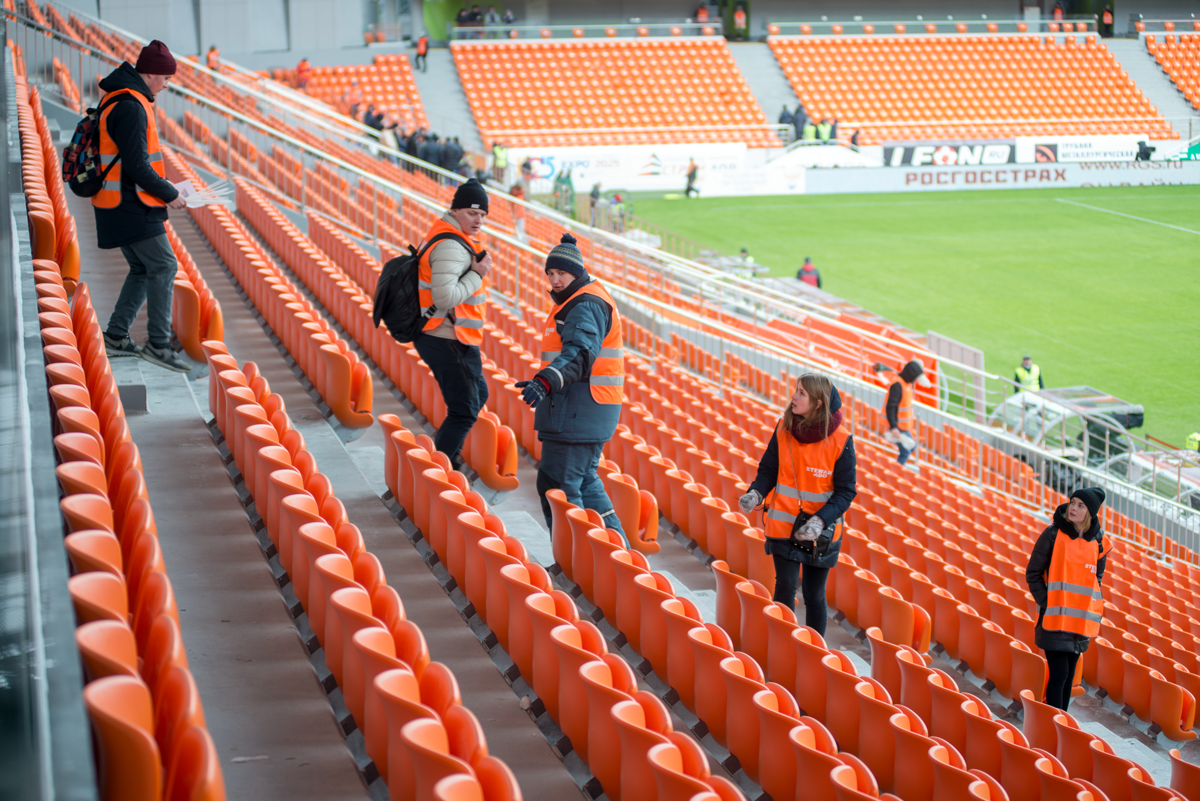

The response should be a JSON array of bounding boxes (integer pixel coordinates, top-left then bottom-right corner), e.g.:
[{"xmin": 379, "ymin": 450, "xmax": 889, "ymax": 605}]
[
  {"xmin": 828, "ymin": 384, "xmax": 843, "ymax": 414},
  {"xmin": 99, "ymin": 62, "xmax": 154, "ymax": 102},
  {"xmin": 899, "ymin": 360, "xmax": 925, "ymax": 384},
  {"xmin": 1053, "ymin": 502, "xmax": 1102, "ymax": 541}
]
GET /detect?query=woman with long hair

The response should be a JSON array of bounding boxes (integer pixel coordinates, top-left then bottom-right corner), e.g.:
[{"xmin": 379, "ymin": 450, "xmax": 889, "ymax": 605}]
[
  {"xmin": 1025, "ymin": 487, "xmax": 1111, "ymax": 710},
  {"xmin": 740, "ymin": 374, "xmax": 857, "ymax": 635}
]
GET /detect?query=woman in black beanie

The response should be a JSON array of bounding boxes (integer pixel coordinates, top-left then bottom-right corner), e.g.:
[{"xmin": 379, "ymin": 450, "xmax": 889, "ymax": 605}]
[{"xmin": 1025, "ymin": 486, "xmax": 1113, "ymax": 710}]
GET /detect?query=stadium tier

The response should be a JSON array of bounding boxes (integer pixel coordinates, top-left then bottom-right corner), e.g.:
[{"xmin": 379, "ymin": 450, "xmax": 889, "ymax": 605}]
[
  {"xmin": 10, "ymin": 6, "xmax": 1200, "ymax": 800},
  {"xmin": 769, "ymin": 34, "xmax": 1179, "ymax": 144},
  {"xmin": 452, "ymin": 38, "xmax": 780, "ymax": 148},
  {"xmin": 288, "ymin": 55, "xmax": 429, "ymax": 131},
  {"xmin": 1148, "ymin": 33, "xmax": 1200, "ymax": 113}
]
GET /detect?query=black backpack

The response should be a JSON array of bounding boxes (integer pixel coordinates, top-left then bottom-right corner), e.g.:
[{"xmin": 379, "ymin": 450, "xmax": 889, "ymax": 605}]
[
  {"xmin": 62, "ymin": 93, "xmax": 129, "ymax": 198},
  {"xmin": 372, "ymin": 232, "xmax": 479, "ymax": 344}
]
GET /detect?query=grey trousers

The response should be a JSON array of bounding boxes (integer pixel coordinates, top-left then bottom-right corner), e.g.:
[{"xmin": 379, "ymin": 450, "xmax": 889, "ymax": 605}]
[
  {"xmin": 537, "ymin": 440, "xmax": 627, "ymax": 544},
  {"xmin": 105, "ymin": 233, "xmax": 177, "ymax": 348}
]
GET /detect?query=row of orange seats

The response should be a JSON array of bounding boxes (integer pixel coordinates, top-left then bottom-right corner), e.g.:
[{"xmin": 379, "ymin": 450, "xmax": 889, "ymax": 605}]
[
  {"xmin": 1149, "ymin": 34, "xmax": 1200, "ymax": 112},
  {"xmin": 198, "ymin": 340, "xmax": 522, "ymax": 801},
  {"xmin": 164, "ymin": 154, "xmax": 375, "ymax": 430},
  {"xmin": 387, "ymin": 418, "xmax": 752, "ymax": 800},
  {"xmin": 51, "ymin": 55, "xmax": 81, "ymax": 112},
  {"xmin": 23, "ymin": 66, "xmax": 228, "ymax": 796},
  {"xmin": 164, "ymin": 221, "xmax": 225, "ymax": 366}
]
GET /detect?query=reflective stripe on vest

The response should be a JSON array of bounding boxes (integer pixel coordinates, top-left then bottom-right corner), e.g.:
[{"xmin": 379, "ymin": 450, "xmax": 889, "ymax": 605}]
[
  {"xmin": 91, "ymin": 89, "xmax": 167, "ymax": 210},
  {"xmin": 416, "ymin": 219, "xmax": 488, "ymax": 346},
  {"xmin": 539, "ymin": 280, "xmax": 624, "ymax": 405},
  {"xmin": 1042, "ymin": 530, "xmax": 1111, "ymax": 638},
  {"xmin": 762, "ymin": 418, "xmax": 850, "ymax": 541},
  {"xmin": 1015, "ymin": 364, "xmax": 1040, "ymax": 392},
  {"xmin": 882, "ymin": 379, "xmax": 915, "ymax": 433}
]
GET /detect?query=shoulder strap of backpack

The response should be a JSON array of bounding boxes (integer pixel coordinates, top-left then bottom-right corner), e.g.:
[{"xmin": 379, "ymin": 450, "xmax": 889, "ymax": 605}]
[
  {"xmin": 416, "ymin": 231, "xmax": 480, "ymax": 278},
  {"xmin": 92, "ymin": 92, "xmax": 136, "ymax": 181}
]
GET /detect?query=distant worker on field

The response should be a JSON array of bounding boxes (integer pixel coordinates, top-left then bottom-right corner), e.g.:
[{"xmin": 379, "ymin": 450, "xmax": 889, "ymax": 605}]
[
  {"xmin": 802, "ymin": 119, "xmax": 818, "ymax": 141},
  {"xmin": 415, "ymin": 34, "xmax": 429, "ymax": 72},
  {"xmin": 205, "ymin": 44, "xmax": 219, "ymax": 71},
  {"xmin": 877, "ymin": 360, "xmax": 930, "ymax": 468},
  {"xmin": 797, "ymin": 257, "xmax": 821, "ymax": 288},
  {"xmin": 1185, "ymin": 432, "xmax": 1199, "ymax": 452},
  {"xmin": 740, "ymin": 247, "xmax": 754, "ymax": 267},
  {"xmin": 1014, "ymin": 354, "xmax": 1044, "ymax": 394},
  {"xmin": 295, "ymin": 57, "xmax": 312, "ymax": 90},
  {"xmin": 817, "ymin": 118, "xmax": 833, "ymax": 143},
  {"xmin": 685, "ymin": 158, "xmax": 699, "ymax": 197}
]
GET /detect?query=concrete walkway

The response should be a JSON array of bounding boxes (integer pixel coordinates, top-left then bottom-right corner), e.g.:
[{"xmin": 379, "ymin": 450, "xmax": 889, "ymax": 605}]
[
  {"xmin": 410, "ymin": 47, "xmax": 484, "ymax": 151},
  {"xmin": 1106, "ymin": 38, "xmax": 1200, "ymax": 140},
  {"xmin": 727, "ymin": 42, "xmax": 800, "ymax": 134}
]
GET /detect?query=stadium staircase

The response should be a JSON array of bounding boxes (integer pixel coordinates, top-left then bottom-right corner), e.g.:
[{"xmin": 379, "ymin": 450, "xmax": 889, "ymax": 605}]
[
  {"xmin": 1107, "ymin": 38, "xmax": 1200, "ymax": 136},
  {"xmin": 408, "ymin": 47, "xmax": 485, "ymax": 152},
  {"xmin": 725, "ymin": 42, "xmax": 802, "ymax": 131},
  {"xmin": 15, "ymin": 5, "xmax": 1200, "ymax": 800}
]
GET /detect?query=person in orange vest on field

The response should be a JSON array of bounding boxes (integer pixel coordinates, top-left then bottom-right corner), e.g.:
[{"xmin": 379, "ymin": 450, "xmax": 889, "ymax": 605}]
[
  {"xmin": 516, "ymin": 234, "xmax": 628, "ymax": 542},
  {"xmin": 796, "ymin": 256, "xmax": 821, "ymax": 287},
  {"xmin": 880, "ymin": 359, "xmax": 930, "ymax": 468},
  {"xmin": 295, "ymin": 57, "xmax": 312, "ymax": 89},
  {"xmin": 415, "ymin": 178, "xmax": 493, "ymax": 469},
  {"xmin": 93, "ymin": 40, "xmax": 191, "ymax": 373},
  {"xmin": 415, "ymin": 34, "xmax": 429, "ymax": 72},
  {"xmin": 1026, "ymin": 487, "xmax": 1112, "ymax": 711},
  {"xmin": 739, "ymin": 375, "xmax": 857, "ymax": 635},
  {"xmin": 205, "ymin": 44, "xmax": 219, "ymax": 70}
]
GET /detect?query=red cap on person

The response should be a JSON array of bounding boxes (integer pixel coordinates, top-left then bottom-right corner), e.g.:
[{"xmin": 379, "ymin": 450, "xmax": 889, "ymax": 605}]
[{"xmin": 136, "ymin": 40, "xmax": 177, "ymax": 75}]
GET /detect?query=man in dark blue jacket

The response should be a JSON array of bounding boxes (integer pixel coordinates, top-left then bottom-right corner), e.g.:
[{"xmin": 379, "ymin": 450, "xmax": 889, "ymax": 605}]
[{"xmin": 516, "ymin": 235, "xmax": 627, "ymax": 542}]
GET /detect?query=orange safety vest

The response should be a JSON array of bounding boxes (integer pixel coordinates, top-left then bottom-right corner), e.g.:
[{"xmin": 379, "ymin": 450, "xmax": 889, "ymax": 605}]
[
  {"xmin": 296, "ymin": 60, "xmax": 312, "ymax": 81},
  {"xmin": 417, "ymin": 219, "xmax": 488, "ymax": 345},
  {"xmin": 206, "ymin": 48, "xmax": 219, "ymax": 69},
  {"xmin": 417, "ymin": 36, "xmax": 429, "ymax": 55},
  {"xmin": 883, "ymin": 378, "xmax": 915, "ymax": 433},
  {"xmin": 734, "ymin": 9, "xmax": 747, "ymax": 28},
  {"xmin": 800, "ymin": 266, "xmax": 818, "ymax": 287},
  {"xmin": 1043, "ymin": 531, "xmax": 1112, "ymax": 638},
  {"xmin": 539, "ymin": 281, "xmax": 624, "ymax": 404},
  {"xmin": 91, "ymin": 88, "xmax": 167, "ymax": 210},
  {"xmin": 1102, "ymin": 10, "xmax": 1112, "ymax": 23},
  {"xmin": 762, "ymin": 418, "xmax": 851, "ymax": 540}
]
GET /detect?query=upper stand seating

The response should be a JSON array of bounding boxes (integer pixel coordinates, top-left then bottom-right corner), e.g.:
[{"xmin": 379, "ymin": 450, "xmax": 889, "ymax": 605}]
[
  {"xmin": 1146, "ymin": 33, "xmax": 1200, "ymax": 113},
  {"xmin": 288, "ymin": 55, "xmax": 429, "ymax": 131},
  {"xmin": 768, "ymin": 34, "xmax": 1179, "ymax": 144},
  {"xmin": 452, "ymin": 38, "xmax": 779, "ymax": 148}
]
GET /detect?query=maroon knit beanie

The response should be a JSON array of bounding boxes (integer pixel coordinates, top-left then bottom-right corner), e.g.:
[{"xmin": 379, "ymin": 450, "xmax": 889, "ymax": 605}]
[{"xmin": 136, "ymin": 40, "xmax": 177, "ymax": 75}]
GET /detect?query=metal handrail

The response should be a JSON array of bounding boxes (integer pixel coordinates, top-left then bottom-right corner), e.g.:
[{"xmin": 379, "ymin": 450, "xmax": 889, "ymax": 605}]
[{"xmin": 15, "ymin": 9, "xmax": 1191, "ymax": 507}]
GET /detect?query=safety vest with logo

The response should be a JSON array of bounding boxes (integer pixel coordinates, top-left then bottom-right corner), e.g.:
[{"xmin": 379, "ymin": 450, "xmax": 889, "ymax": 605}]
[
  {"xmin": 417, "ymin": 219, "xmax": 488, "ymax": 346},
  {"xmin": 762, "ymin": 418, "xmax": 851, "ymax": 541},
  {"xmin": 883, "ymin": 379, "xmax": 915, "ymax": 433},
  {"xmin": 1043, "ymin": 530, "xmax": 1112, "ymax": 638},
  {"xmin": 91, "ymin": 89, "xmax": 167, "ymax": 210},
  {"xmin": 1015, "ymin": 363, "xmax": 1040, "ymax": 392},
  {"xmin": 539, "ymin": 281, "xmax": 624, "ymax": 405},
  {"xmin": 1187, "ymin": 432, "xmax": 1200, "ymax": 452}
]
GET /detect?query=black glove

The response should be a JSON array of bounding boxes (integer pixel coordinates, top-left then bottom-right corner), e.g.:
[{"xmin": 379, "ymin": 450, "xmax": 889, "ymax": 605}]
[{"xmin": 515, "ymin": 376, "xmax": 549, "ymax": 408}]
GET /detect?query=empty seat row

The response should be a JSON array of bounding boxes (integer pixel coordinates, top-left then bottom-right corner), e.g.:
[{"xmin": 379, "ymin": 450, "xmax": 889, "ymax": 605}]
[
  {"xmin": 1148, "ymin": 34, "xmax": 1200, "ymax": 112},
  {"xmin": 200, "ymin": 340, "xmax": 522, "ymax": 801}
]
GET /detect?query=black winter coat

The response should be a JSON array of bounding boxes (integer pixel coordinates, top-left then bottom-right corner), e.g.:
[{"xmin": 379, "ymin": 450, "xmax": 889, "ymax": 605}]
[
  {"xmin": 1026, "ymin": 503, "xmax": 1109, "ymax": 654},
  {"xmin": 92, "ymin": 63, "xmax": 179, "ymax": 249}
]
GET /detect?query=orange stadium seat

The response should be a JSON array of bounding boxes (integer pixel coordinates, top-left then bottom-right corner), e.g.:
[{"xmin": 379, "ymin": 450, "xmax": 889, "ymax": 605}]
[
  {"xmin": 768, "ymin": 35, "xmax": 1178, "ymax": 144},
  {"xmin": 296, "ymin": 55, "xmax": 428, "ymax": 131},
  {"xmin": 451, "ymin": 39, "xmax": 779, "ymax": 148},
  {"xmin": 1148, "ymin": 34, "xmax": 1200, "ymax": 113}
]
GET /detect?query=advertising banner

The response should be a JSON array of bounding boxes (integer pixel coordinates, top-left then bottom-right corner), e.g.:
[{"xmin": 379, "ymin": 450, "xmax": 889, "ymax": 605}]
[
  {"xmin": 1014, "ymin": 134, "xmax": 1184, "ymax": 163},
  {"xmin": 805, "ymin": 160, "xmax": 1200, "ymax": 194},
  {"xmin": 884, "ymin": 143, "xmax": 1017, "ymax": 167},
  {"xmin": 507, "ymin": 143, "xmax": 748, "ymax": 194}
]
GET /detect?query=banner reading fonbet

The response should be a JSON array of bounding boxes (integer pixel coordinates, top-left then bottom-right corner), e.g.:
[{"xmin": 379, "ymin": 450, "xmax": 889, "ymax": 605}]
[{"xmin": 507, "ymin": 143, "xmax": 801, "ymax": 195}]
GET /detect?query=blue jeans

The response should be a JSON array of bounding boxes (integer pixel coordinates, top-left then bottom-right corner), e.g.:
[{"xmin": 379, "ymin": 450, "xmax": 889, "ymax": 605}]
[
  {"xmin": 414, "ymin": 333, "xmax": 488, "ymax": 465},
  {"xmin": 105, "ymin": 233, "xmax": 177, "ymax": 348},
  {"xmin": 537, "ymin": 440, "xmax": 627, "ymax": 544},
  {"xmin": 897, "ymin": 441, "xmax": 918, "ymax": 465},
  {"xmin": 771, "ymin": 556, "xmax": 830, "ymax": 636}
]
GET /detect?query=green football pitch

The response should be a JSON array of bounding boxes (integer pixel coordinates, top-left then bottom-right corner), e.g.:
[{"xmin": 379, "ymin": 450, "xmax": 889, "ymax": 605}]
[{"xmin": 632, "ymin": 185, "xmax": 1200, "ymax": 447}]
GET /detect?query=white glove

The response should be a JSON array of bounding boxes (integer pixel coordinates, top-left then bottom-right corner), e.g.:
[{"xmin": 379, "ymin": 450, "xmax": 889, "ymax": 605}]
[
  {"xmin": 738, "ymin": 490, "xmax": 762, "ymax": 514},
  {"xmin": 796, "ymin": 516, "xmax": 825, "ymax": 542}
]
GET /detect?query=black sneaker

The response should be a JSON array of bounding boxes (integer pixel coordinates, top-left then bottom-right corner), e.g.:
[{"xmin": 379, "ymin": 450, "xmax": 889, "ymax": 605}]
[
  {"xmin": 104, "ymin": 332, "xmax": 143, "ymax": 358},
  {"xmin": 141, "ymin": 344, "xmax": 192, "ymax": 373}
]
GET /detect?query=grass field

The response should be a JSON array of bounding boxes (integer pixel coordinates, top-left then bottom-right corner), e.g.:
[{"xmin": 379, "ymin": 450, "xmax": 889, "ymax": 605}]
[{"xmin": 632, "ymin": 185, "xmax": 1200, "ymax": 447}]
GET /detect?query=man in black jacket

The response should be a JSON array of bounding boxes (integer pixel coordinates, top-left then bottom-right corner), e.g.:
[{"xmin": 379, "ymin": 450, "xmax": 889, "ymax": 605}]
[{"xmin": 95, "ymin": 40, "xmax": 190, "ymax": 372}]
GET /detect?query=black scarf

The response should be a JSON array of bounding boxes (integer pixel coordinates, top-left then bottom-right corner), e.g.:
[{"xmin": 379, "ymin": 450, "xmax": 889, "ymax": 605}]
[{"xmin": 549, "ymin": 274, "xmax": 591, "ymax": 305}]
